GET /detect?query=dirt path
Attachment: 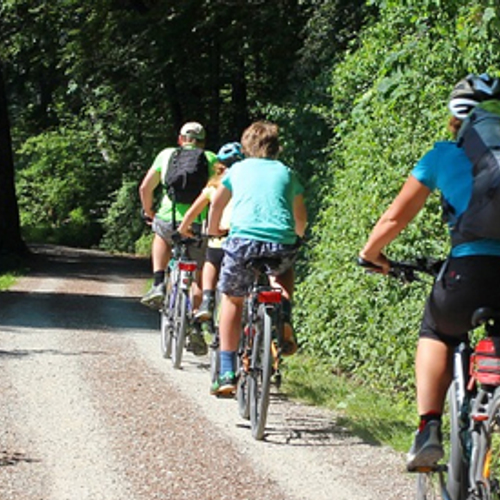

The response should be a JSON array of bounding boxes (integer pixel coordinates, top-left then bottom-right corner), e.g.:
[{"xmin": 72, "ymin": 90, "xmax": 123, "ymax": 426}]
[{"xmin": 0, "ymin": 244, "xmax": 415, "ymax": 500}]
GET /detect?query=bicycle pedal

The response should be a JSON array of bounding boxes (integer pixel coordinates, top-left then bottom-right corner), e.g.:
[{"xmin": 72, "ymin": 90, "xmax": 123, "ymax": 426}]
[{"xmin": 408, "ymin": 463, "xmax": 447, "ymax": 474}]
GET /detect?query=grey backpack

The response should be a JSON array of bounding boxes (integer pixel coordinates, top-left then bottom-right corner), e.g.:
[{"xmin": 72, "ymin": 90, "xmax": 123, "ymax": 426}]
[{"xmin": 447, "ymin": 101, "xmax": 500, "ymax": 246}]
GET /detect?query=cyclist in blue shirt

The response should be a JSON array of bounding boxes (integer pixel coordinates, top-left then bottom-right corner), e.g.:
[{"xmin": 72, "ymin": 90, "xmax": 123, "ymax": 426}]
[
  {"xmin": 208, "ymin": 121, "xmax": 307, "ymax": 396},
  {"xmin": 359, "ymin": 74, "xmax": 500, "ymax": 471}
]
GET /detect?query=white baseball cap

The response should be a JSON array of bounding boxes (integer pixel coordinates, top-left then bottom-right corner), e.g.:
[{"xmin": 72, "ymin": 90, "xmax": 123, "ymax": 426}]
[{"xmin": 179, "ymin": 122, "xmax": 206, "ymax": 140}]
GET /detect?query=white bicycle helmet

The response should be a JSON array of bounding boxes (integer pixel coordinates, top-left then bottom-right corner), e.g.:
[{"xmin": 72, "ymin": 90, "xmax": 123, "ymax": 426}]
[{"xmin": 448, "ymin": 73, "xmax": 500, "ymax": 119}]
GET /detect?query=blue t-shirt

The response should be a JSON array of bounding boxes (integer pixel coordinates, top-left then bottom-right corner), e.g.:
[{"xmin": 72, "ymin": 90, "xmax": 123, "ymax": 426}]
[
  {"xmin": 222, "ymin": 158, "xmax": 303, "ymax": 244},
  {"xmin": 412, "ymin": 140, "xmax": 500, "ymax": 257}
]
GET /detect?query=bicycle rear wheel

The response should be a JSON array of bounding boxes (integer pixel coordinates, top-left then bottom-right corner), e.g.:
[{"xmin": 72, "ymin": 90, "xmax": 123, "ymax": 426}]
[
  {"xmin": 446, "ymin": 379, "xmax": 469, "ymax": 500},
  {"xmin": 160, "ymin": 278, "xmax": 174, "ymax": 359},
  {"xmin": 248, "ymin": 304, "xmax": 273, "ymax": 440},
  {"xmin": 209, "ymin": 325, "xmax": 220, "ymax": 385},
  {"xmin": 171, "ymin": 289, "xmax": 188, "ymax": 369},
  {"xmin": 237, "ymin": 325, "xmax": 250, "ymax": 420},
  {"xmin": 475, "ymin": 387, "xmax": 500, "ymax": 500},
  {"xmin": 209, "ymin": 291, "xmax": 222, "ymax": 384}
]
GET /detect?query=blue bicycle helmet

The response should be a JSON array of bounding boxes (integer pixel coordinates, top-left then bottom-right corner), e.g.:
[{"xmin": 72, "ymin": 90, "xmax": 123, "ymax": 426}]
[{"xmin": 217, "ymin": 142, "xmax": 244, "ymax": 167}]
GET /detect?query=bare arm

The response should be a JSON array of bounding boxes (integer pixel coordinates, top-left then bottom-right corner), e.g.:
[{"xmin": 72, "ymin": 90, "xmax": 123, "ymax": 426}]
[
  {"xmin": 178, "ymin": 192, "xmax": 210, "ymax": 237},
  {"xmin": 139, "ymin": 167, "xmax": 161, "ymax": 220},
  {"xmin": 207, "ymin": 185, "xmax": 231, "ymax": 236},
  {"xmin": 360, "ymin": 175, "xmax": 431, "ymax": 272},
  {"xmin": 293, "ymin": 193, "xmax": 307, "ymax": 238}
]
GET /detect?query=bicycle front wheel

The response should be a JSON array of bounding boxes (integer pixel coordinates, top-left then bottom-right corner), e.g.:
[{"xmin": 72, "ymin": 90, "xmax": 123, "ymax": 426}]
[
  {"xmin": 416, "ymin": 470, "xmax": 448, "ymax": 500},
  {"xmin": 248, "ymin": 304, "xmax": 273, "ymax": 440},
  {"xmin": 171, "ymin": 289, "xmax": 189, "ymax": 369}
]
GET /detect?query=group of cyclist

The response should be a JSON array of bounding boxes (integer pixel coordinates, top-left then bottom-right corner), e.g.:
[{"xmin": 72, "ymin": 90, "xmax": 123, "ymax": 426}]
[
  {"xmin": 139, "ymin": 120, "xmax": 307, "ymax": 396},
  {"xmin": 139, "ymin": 73, "xmax": 500, "ymax": 473}
]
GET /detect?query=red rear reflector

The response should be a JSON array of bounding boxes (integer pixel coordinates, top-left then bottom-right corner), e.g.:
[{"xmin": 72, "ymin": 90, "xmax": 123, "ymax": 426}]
[
  {"xmin": 179, "ymin": 262, "xmax": 197, "ymax": 272},
  {"xmin": 472, "ymin": 413, "xmax": 489, "ymax": 422},
  {"xmin": 257, "ymin": 291, "xmax": 282, "ymax": 303}
]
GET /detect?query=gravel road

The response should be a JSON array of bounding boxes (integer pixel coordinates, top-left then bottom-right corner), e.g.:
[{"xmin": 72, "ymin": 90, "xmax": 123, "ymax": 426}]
[{"xmin": 0, "ymin": 244, "xmax": 415, "ymax": 500}]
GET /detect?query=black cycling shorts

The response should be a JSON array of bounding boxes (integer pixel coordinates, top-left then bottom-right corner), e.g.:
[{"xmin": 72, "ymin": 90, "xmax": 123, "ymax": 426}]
[
  {"xmin": 420, "ymin": 255, "xmax": 500, "ymax": 346},
  {"xmin": 205, "ymin": 247, "xmax": 224, "ymax": 268}
]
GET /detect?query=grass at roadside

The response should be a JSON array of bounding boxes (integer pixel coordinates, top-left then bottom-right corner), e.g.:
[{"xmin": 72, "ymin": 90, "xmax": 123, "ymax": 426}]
[
  {"xmin": 282, "ymin": 354, "xmax": 416, "ymax": 453},
  {"xmin": 0, "ymin": 273, "xmax": 18, "ymax": 291}
]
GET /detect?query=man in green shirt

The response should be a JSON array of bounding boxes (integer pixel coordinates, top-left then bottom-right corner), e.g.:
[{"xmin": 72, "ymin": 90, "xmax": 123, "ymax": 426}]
[{"xmin": 139, "ymin": 122, "xmax": 217, "ymax": 355}]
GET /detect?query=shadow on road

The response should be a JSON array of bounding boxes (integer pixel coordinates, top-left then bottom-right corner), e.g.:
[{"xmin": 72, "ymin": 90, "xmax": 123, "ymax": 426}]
[
  {"xmin": 0, "ymin": 291, "xmax": 158, "ymax": 331},
  {"xmin": 0, "ymin": 450, "xmax": 40, "ymax": 467}
]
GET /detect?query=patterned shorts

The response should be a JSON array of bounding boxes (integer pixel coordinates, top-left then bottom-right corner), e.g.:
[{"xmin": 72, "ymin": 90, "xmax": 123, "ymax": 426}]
[{"xmin": 218, "ymin": 237, "xmax": 299, "ymax": 297}]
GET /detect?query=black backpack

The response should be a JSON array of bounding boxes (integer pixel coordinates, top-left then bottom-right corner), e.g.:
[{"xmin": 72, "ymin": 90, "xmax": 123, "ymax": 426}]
[
  {"xmin": 163, "ymin": 147, "xmax": 209, "ymax": 205},
  {"xmin": 444, "ymin": 101, "xmax": 500, "ymax": 246}
]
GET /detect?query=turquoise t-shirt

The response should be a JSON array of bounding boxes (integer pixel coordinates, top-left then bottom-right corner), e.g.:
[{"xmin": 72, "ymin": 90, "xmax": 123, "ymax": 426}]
[
  {"xmin": 222, "ymin": 158, "xmax": 303, "ymax": 244},
  {"xmin": 412, "ymin": 140, "xmax": 500, "ymax": 257},
  {"xmin": 151, "ymin": 145, "xmax": 217, "ymax": 222}
]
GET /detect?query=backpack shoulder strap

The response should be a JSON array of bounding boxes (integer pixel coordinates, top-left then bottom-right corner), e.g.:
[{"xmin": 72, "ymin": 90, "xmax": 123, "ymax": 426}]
[{"xmin": 161, "ymin": 147, "xmax": 181, "ymax": 186}]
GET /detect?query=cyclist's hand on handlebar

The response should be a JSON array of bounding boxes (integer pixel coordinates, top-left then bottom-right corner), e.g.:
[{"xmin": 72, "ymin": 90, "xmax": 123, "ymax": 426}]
[
  {"xmin": 141, "ymin": 208, "xmax": 154, "ymax": 226},
  {"xmin": 177, "ymin": 223, "xmax": 194, "ymax": 239},
  {"xmin": 208, "ymin": 227, "xmax": 229, "ymax": 238},
  {"xmin": 357, "ymin": 252, "xmax": 390, "ymax": 275}
]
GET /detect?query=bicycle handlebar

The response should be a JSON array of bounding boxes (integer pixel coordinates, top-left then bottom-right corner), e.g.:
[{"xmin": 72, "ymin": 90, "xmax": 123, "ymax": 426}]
[
  {"xmin": 171, "ymin": 230, "xmax": 207, "ymax": 246},
  {"xmin": 357, "ymin": 256, "xmax": 443, "ymax": 283}
]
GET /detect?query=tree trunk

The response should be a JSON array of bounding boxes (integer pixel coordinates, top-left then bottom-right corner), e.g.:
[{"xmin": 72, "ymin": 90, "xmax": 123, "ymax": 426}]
[
  {"xmin": 232, "ymin": 51, "xmax": 249, "ymax": 138},
  {"xmin": 0, "ymin": 64, "xmax": 28, "ymax": 258}
]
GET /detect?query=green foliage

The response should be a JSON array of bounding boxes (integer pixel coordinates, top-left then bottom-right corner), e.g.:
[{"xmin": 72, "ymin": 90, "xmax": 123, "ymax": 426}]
[
  {"xmin": 295, "ymin": 0, "xmax": 500, "ymax": 396},
  {"xmin": 100, "ymin": 178, "xmax": 145, "ymax": 254},
  {"xmin": 135, "ymin": 232, "xmax": 154, "ymax": 257},
  {"xmin": 15, "ymin": 122, "xmax": 107, "ymax": 247}
]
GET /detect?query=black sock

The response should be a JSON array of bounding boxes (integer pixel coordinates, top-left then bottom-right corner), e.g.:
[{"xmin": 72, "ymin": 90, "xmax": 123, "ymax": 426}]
[
  {"xmin": 153, "ymin": 271, "xmax": 165, "ymax": 286},
  {"xmin": 418, "ymin": 412, "xmax": 442, "ymax": 431},
  {"xmin": 281, "ymin": 298, "xmax": 292, "ymax": 325}
]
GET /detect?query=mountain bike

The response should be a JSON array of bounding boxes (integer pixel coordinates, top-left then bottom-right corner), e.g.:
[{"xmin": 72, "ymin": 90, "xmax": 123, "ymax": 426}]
[
  {"xmin": 236, "ymin": 256, "xmax": 285, "ymax": 440},
  {"xmin": 359, "ymin": 256, "xmax": 500, "ymax": 500},
  {"xmin": 160, "ymin": 232, "xmax": 202, "ymax": 369}
]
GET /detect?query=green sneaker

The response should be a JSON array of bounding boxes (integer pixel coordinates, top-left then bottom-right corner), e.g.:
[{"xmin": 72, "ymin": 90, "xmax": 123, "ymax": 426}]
[
  {"xmin": 210, "ymin": 371, "xmax": 236, "ymax": 397},
  {"xmin": 188, "ymin": 326, "xmax": 208, "ymax": 356}
]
